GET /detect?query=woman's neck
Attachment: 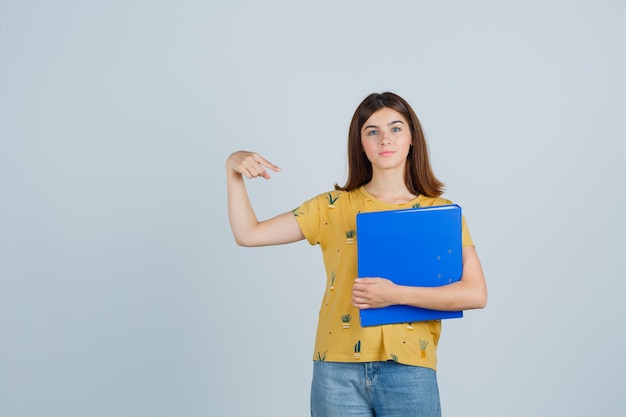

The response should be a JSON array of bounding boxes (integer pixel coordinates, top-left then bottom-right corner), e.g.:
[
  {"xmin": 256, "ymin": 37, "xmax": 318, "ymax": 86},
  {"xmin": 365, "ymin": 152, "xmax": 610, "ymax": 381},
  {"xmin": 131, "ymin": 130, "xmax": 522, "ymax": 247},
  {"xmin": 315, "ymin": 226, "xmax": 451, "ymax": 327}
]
[{"xmin": 364, "ymin": 176, "xmax": 417, "ymax": 205}]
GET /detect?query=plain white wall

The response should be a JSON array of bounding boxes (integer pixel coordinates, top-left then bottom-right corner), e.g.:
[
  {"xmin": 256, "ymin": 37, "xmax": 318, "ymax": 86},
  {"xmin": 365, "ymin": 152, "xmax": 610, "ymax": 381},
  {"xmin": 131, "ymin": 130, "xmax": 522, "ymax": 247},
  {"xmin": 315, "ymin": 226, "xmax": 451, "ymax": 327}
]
[{"xmin": 1, "ymin": 1, "xmax": 625, "ymax": 416}]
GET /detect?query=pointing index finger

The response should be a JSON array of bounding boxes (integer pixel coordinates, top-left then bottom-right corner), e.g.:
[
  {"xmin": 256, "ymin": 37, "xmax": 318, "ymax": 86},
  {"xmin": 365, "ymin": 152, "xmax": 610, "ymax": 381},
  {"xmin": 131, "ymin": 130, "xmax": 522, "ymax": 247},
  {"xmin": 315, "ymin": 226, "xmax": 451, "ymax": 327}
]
[
  {"xmin": 255, "ymin": 154, "xmax": 281, "ymax": 173},
  {"xmin": 252, "ymin": 154, "xmax": 281, "ymax": 179}
]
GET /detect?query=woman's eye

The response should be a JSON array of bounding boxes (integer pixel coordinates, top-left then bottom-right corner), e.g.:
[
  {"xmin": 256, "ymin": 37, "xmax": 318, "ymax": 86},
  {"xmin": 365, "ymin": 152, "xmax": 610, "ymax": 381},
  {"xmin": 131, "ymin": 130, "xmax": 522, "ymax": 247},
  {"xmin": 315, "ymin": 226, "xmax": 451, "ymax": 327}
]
[
  {"xmin": 392, "ymin": 127, "xmax": 401, "ymax": 132},
  {"xmin": 367, "ymin": 130, "xmax": 378, "ymax": 136}
]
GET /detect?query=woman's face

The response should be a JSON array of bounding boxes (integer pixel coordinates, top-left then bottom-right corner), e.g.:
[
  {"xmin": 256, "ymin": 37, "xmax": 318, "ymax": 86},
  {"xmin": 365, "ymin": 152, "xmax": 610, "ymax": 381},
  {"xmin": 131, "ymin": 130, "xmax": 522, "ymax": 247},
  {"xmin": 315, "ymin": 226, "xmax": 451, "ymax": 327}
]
[{"xmin": 360, "ymin": 107, "xmax": 413, "ymax": 173}]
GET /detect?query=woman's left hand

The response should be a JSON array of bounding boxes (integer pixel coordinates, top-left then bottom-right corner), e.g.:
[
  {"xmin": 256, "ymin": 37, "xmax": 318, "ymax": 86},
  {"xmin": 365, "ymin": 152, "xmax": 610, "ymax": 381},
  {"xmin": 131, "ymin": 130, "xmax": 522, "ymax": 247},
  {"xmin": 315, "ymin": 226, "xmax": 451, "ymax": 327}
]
[{"xmin": 351, "ymin": 277, "xmax": 399, "ymax": 309}]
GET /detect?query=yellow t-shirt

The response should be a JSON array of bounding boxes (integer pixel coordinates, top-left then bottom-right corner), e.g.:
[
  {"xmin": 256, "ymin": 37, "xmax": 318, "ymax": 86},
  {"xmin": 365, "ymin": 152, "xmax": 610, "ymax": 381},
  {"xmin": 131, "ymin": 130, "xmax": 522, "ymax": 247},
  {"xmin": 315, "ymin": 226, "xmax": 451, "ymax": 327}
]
[{"xmin": 293, "ymin": 186, "xmax": 474, "ymax": 370}]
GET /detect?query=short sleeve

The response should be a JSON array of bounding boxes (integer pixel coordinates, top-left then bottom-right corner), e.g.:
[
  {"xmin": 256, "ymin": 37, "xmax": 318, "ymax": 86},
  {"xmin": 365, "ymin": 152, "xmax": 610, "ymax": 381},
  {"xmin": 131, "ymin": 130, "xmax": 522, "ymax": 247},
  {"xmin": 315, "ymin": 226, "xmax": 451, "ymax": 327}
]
[
  {"xmin": 293, "ymin": 195, "xmax": 322, "ymax": 246},
  {"xmin": 461, "ymin": 216, "xmax": 474, "ymax": 247}
]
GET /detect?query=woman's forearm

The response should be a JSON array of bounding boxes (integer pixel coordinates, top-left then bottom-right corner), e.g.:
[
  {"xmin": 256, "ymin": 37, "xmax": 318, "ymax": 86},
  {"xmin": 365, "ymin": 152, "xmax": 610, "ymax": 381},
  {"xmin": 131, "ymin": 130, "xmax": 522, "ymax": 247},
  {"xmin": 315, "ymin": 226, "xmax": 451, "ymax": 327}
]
[
  {"xmin": 395, "ymin": 280, "xmax": 487, "ymax": 311},
  {"xmin": 226, "ymin": 169, "xmax": 260, "ymax": 246}
]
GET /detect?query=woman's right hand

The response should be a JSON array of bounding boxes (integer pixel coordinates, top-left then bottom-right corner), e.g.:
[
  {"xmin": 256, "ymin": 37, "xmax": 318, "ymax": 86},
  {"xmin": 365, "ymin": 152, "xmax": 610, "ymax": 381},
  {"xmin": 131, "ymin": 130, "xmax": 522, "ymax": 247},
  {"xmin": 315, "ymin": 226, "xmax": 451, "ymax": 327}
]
[{"xmin": 226, "ymin": 151, "xmax": 281, "ymax": 180}]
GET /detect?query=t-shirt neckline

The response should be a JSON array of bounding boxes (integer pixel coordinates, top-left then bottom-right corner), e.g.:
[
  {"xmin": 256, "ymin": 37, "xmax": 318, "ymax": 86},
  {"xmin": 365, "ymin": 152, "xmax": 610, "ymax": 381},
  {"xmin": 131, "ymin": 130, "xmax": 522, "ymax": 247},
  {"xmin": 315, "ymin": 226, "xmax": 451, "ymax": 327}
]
[{"xmin": 357, "ymin": 186, "xmax": 424, "ymax": 208}]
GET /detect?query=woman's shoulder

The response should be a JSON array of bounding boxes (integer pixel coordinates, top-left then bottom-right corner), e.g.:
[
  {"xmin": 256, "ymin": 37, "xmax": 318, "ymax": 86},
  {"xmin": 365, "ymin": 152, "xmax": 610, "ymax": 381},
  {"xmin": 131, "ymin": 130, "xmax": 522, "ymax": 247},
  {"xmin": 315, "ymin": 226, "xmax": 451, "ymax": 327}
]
[
  {"xmin": 310, "ymin": 189, "xmax": 352, "ymax": 207},
  {"xmin": 299, "ymin": 188, "xmax": 367, "ymax": 211}
]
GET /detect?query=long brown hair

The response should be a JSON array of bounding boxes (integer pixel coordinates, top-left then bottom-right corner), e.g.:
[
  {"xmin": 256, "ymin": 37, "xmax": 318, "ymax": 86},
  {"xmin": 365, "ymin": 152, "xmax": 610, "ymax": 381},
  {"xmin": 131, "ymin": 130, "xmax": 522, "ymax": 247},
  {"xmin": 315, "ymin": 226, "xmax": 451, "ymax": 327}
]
[{"xmin": 334, "ymin": 92, "xmax": 444, "ymax": 198}]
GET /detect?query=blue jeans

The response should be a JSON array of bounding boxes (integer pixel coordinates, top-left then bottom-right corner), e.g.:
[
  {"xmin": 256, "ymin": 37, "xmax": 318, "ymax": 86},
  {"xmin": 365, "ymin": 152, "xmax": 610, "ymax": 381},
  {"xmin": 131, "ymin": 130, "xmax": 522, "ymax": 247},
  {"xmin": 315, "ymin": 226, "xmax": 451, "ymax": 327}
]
[{"xmin": 311, "ymin": 361, "xmax": 441, "ymax": 417}]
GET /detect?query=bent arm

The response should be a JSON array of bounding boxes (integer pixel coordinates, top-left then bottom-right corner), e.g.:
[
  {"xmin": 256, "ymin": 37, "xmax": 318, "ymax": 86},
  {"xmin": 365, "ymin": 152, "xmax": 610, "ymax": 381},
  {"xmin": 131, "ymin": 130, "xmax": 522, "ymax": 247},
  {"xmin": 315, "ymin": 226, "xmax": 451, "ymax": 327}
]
[
  {"xmin": 352, "ymin": 246, "xmax": 487, "ymax": 311},
  {"xmin": 226, "ymin": 151, "xmax": 305, "ymax": 247}
]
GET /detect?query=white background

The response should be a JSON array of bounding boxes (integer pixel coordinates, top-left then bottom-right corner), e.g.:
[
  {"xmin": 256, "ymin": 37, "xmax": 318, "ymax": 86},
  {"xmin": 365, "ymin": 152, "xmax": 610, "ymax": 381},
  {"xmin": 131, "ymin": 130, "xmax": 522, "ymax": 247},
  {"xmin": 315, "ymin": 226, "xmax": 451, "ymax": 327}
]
[{"xmin": 1, "ymin": 1, "xmax": 625, "ymax": 416}]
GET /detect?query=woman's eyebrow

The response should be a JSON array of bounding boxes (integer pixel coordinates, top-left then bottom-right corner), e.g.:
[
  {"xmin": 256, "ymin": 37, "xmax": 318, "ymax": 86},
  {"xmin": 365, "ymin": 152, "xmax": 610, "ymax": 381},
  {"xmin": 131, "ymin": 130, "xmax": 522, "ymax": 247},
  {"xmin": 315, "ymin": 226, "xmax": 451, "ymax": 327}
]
[{"xmin": 363, "ymin": 120, "xmax": 405, "ymax": 130}]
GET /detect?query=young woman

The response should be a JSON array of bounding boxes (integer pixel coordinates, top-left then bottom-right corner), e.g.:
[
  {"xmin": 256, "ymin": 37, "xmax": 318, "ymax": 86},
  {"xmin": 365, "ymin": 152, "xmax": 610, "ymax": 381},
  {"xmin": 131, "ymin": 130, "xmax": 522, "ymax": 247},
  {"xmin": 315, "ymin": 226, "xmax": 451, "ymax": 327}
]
[{"xmin": 226, "ymin": 92, "xmax": 487, "ymax": 417}]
